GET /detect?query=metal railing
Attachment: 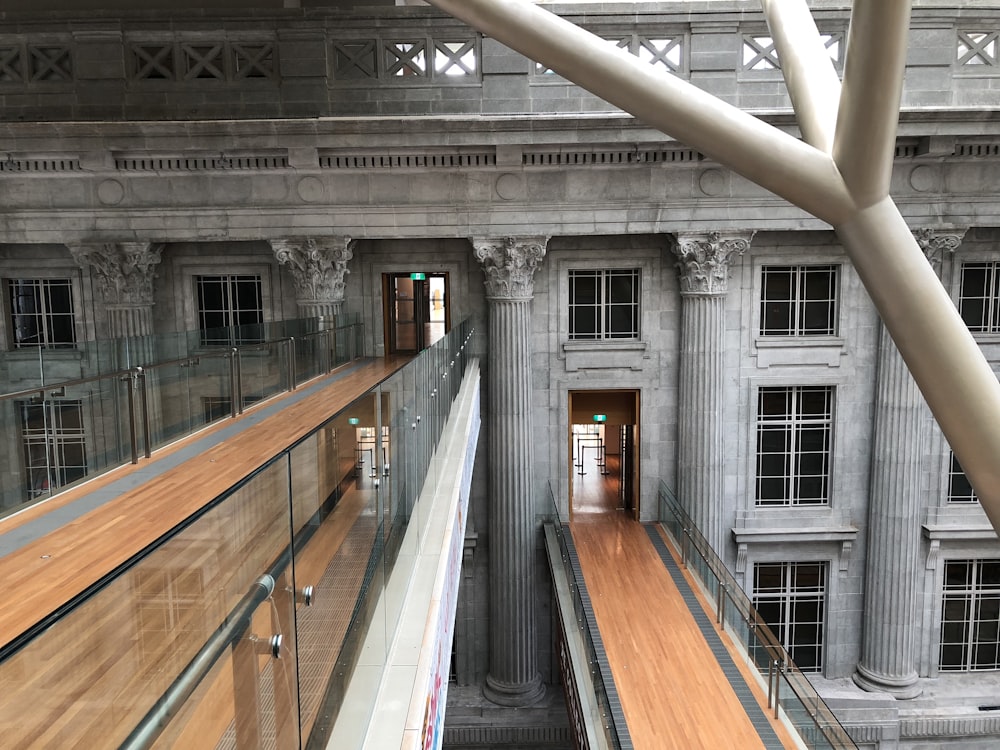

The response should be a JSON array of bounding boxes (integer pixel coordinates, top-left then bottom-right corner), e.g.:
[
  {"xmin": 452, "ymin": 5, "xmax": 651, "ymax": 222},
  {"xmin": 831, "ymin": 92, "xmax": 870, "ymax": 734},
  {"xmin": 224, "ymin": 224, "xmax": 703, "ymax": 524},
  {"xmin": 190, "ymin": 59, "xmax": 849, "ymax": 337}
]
[
  {"xmin": 657, "ymin": 482, "xmax": 857, "ymax": 750},
  {"xmin": 0, "ymin": 318, "xmax": 481, "ymax": 749},
  {"xmin": 0, "ymin": 315, "xmax": 363, "ymax": 518},
  {"xmin": 543, "ymin": 482, "xmax": 628, "ymax": 750}
]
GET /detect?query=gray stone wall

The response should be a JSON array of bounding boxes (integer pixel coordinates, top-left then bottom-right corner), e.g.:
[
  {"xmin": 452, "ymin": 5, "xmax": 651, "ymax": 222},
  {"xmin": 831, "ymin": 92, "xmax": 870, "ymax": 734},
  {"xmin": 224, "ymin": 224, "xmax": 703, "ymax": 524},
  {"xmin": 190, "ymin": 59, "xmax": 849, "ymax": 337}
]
[
  {"xmin": 1, "ymin": 2, "xmax": 1000, "ymax": 122},
  {"xmin": 2, "ymin": 2, "xmax": 1000, "ymax": 748}
]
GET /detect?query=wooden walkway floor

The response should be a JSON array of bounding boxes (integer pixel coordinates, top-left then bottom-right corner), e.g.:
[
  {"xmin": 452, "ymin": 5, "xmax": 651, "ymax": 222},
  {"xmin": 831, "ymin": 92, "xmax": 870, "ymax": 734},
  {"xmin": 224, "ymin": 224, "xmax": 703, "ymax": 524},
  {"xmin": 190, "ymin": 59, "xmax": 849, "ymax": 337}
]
[
  {"xmin": 570, "ymin": 453, "xmax": 798, "ymax": 749},
  {"xmin": 0, "ymin": 357, "xmax": 407, "ymax": 648}
]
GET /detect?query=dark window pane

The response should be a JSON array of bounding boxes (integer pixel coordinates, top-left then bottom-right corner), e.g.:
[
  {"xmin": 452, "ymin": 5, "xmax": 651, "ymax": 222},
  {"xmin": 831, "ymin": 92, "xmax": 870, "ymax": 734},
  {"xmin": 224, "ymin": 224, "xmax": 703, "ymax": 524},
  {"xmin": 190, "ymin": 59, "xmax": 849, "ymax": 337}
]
[
  {"xmin": 758, "ymin": 428, "xmax": 789, "ymax": 453},
  {"xmin": 756, "ymin": 477, "xmax": 787, "ymax": 501},
  {"xmin": 981, "ymin": 562, "xmax": 1000, "ymax": 586},
  {"xmin": 758, "ymin": 389, "xmax": 790, "ymax": 418},
  {"xmin": 570, "ymin": 275, "xmax": 598, "ymax": 304},
  {"xmin": 762, "ymin": 301, "xmax": 793, "ymax": 335},
  {"xmin": 758, "ymin": 452, "xmax": 789, "ymax": 478},
  {"xmin": 798, "ymin": 387, "xmax": 831, "ymax": 416},
  {"xmin": 571, "ymin": 308, "xmax": 597, "ymax": 338}
]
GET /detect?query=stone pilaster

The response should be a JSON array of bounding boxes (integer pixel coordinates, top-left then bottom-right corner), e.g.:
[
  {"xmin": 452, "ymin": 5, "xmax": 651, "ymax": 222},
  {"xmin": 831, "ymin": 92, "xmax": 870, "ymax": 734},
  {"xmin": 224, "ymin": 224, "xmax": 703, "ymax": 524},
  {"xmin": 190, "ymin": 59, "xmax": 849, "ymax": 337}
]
[
  {"xmin": 270, "ymin": 236, "xmax": 355, "ymax": 320},
  {"xmin": 671, "ymin": 231, "xmax": 752, "ymax": 552},
  {"xmin": 68, "ymin": 242, "xmax": 163, "ymax": 339},
  {"xmin": 472, "ymin": 235, "xmax": 548, "ymax": 707},
  {"xmin": 854, "ymin": 228, "xmax": 965, "ymax": 698}
]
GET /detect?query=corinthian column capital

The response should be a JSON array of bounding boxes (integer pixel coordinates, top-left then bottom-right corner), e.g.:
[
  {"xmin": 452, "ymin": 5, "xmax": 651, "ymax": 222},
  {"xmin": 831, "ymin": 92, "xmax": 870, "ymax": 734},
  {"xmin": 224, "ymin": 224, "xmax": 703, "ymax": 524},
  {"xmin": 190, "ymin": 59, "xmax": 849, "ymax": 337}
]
[
  {"xmin": 68, "ymin": 242, "xmax": 164, "ymax": 306},
  {"xmin": 271, "ymin": 236, "xmax": 355, "ymax": 310},
  {"xmin": 471, "ymin": 236, "xmax": 548, "ymax": 300},
  {"xmin": 671, "ymin": 231, "xmax": 754, "ymax": 294},
  {"xmin": 912, "ymin": 228, "xmax": 966, "ymax": 272}
]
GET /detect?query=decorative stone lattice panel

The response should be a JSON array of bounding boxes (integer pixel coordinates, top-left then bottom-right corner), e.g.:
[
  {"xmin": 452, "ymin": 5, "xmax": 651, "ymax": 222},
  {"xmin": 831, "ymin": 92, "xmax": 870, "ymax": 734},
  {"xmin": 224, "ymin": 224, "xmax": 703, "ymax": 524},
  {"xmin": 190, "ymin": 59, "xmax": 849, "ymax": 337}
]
[
  {"xmin": 741, "ymin": 32, "xmax": 843, "ymax": 72},
  {"xmin": 957, "ymin": 31, "xmax": 999, "ymax": 69},
  {"xmin": 534, "ymin": 32, "xmax": 686, "ymax": 77},
  {"xmin": 332, "ymin": 36, "xmax": 479, "ymax": 83},
  {"xmin": 0, "ymin": 41, "xmax": 73, "ymax": 84},
  {"xmin": 128, "ymin": 38, "xmax": 277, "ymax": 82}
]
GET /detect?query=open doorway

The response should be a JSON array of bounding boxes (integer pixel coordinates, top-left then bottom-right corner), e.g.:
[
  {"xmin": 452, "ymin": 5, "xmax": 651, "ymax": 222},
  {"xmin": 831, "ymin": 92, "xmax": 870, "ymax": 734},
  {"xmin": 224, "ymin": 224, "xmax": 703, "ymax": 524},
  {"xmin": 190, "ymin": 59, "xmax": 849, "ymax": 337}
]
[
  {"xmin": 383, "ymin": 272, "xmax": 450, "ymax": 354},
  {"xmin": 569, "ymin": 389, "xmax": 640, "ymax": 519}
]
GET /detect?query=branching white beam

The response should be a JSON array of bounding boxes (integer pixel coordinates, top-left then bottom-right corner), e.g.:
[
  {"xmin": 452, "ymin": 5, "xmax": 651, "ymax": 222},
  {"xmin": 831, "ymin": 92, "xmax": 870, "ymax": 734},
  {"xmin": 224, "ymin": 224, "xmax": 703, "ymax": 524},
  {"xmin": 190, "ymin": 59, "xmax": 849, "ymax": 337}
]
[
  {"xmin": 837, "ymin": 199, "xmax": 1000, "ymax": 535},
  {"xmin": 761, "ymin": 0, "xmax": 841, "ymax": 153},
  {"xmin": 833, "ymin": 0, "xmax": 913, "ymax": 207},
  {"xmin": 423, "ymin": 0, "xmax": 1000, "ymax": 537},
  {"xmin": 422, "ymin": 0, "xmax": 856, "ymax": 226}
]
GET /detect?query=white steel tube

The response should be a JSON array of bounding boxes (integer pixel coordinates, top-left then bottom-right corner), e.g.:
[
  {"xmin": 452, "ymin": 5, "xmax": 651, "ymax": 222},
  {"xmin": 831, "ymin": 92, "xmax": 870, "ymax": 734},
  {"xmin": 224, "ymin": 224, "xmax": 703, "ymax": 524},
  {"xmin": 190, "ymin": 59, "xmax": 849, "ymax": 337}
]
[
  {"xmin": 424, "ymin": 0, "xmax": 1000, "ymax": 534},
  {"xmin": 422, "ymin": 0, "xmax": 856, "ymax": 226},
  {"xmin": 833, "ymin": 0, "xmax": 913, "ymax": 207},
  {"xmin": 762, "ymin": 0, "xmax": 841, "ymax": 153},
  {"xmin": 836, "ymin": 199, "xmax": 1000, "ymax": 534}
]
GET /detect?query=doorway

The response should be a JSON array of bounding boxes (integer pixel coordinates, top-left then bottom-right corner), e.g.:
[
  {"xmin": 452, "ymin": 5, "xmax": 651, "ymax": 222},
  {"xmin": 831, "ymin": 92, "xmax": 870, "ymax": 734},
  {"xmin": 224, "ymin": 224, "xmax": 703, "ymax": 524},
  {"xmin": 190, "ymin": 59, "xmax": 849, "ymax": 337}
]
[
  {"xmin": 569, "ymin": 389, "xmax": 640, "ymax": 518},
  {"xmin": 383, "ymin": 272, "xmax": 449, "ymax": 354}
]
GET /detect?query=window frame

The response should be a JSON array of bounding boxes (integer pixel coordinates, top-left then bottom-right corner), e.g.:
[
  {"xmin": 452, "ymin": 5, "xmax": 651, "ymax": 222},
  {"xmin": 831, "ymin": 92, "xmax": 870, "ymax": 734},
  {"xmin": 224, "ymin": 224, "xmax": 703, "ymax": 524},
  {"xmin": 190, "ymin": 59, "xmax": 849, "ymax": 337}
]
[
  {"xmin": 948, "ymin": 451, "xmax": 979, "ymax": 503},
  {"xmin": 938, "ymin": 557, "xmax": 1000, "ymax": 672},
  {"xmin": 752, "ymin": 560, "xmax": 828, "ymax": 673},
  {"xmin": 958, "ymin": 260, "xmax": 1000, "ymax": 334},
  {"xmin": 567, "ymin": 267, "xmax": 641, "ymax": 342},
  {"xmin": 6, "ymin": 277, "xmax": 78, "ymax": 350},
  {"xmin": 754, "ymin": 384, "xmax": 835, "ymax": 507},
  {"xmin": 759, "ymin": 264, "xmax": 840, "ymax": 337},
  {"xmin": 194, "ymin": 272, "xmax": 265, "ymax": 347},
  {"xmin": 18, "ymin": 398, "xmax": 88, "ymax": 500}
]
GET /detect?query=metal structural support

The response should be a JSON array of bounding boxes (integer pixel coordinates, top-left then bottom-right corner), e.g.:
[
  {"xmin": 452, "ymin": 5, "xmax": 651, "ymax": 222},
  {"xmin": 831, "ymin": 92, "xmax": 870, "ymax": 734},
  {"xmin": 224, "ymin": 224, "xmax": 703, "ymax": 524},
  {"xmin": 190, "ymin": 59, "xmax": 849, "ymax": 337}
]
[{"xmin": 424, "ymin": 0, "xmax": 1000, "ymax": 539}]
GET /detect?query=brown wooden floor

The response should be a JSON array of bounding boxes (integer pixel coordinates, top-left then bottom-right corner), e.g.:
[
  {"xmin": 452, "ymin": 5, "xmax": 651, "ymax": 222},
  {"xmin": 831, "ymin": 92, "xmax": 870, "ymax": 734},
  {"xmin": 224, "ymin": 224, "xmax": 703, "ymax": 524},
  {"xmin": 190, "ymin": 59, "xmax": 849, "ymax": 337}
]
[
  {"xmin": 570, "ymin": 451, "xmax": 798, "ymax": 750},
  {"xmin": 0, "ymin": 357, "xmax": 408, "ymax": 648}
]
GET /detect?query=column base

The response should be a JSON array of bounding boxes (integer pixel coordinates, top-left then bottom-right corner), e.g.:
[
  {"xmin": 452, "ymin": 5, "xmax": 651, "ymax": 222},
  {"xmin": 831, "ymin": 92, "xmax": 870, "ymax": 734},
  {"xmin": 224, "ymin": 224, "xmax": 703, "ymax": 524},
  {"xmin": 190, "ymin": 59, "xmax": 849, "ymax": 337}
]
[
  {"xmin": 483, "ymin": 672, "xmax": 546, "ymax": 707},
  {"xmin": 853, "ymin": 663, "xmax": 922, "ymax": 699}
]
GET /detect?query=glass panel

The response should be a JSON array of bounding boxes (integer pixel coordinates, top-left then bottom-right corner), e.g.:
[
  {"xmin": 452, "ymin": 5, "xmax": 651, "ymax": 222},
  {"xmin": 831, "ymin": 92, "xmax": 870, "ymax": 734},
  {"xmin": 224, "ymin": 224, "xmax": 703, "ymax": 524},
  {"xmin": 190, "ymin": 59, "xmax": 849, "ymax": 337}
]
[
  {"xmin": 655, "ymin": 482, "xmax": 854, "ymax": 748},
  {"xmin": 0, "ymin": 459, "xmax": 296, "ymax": 748}
]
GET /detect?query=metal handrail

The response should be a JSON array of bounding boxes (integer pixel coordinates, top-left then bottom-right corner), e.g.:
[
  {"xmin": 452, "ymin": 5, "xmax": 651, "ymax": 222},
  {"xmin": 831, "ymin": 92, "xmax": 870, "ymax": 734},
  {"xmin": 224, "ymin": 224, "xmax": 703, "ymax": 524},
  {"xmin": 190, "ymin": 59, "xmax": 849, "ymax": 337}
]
[
  {"xmin": 119, "ymin": 548, "xmax": 290, "ymax": 750},
  {"xmin": 657, "ymin": 481, "xmax": 857, "ymax": 749}
]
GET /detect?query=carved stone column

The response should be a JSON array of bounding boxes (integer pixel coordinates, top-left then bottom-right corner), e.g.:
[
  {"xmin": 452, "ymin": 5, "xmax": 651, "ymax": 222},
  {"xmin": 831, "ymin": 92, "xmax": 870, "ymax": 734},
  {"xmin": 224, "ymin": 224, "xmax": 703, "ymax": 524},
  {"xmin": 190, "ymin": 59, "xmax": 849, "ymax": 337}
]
[
  {"xmin": 854, "ymin": 228, "xmax": 965, "ymax": 698},
  {"xmin": 270, "ymin": 237, "xmax": 355, "ymax": 320},
  {"xmin": 472, "ymin": 235, "xmax": 548, "ymax": 707},
  {"xmin": 69, "ymin": 242, "xmax": 164, "ymax": 341},
  {"xmin": 670, "ymin": 231, "xmax": 753, "ymax": 552}
]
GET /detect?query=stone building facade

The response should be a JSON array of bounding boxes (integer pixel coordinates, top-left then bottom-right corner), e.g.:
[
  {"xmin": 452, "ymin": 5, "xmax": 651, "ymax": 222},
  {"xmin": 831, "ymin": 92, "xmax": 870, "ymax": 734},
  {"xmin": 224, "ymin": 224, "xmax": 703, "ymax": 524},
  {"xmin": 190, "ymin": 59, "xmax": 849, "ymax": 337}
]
[{"xmin": 2, "ymin": 1, "xmax": 1000, "ymax": 747}]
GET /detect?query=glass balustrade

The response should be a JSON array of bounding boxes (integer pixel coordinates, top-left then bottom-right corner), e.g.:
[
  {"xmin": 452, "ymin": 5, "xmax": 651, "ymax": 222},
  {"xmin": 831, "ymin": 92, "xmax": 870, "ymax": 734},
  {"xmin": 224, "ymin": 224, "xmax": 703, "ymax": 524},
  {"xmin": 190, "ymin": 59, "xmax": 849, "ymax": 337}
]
[
  {"xmin": 0, "ymin": 315, "xmax": 364, "ymax": 519},
  {"xmin": 0, "ymin": 318, "xmax": 480, "ymax": 749},
  {"xmin": 657, "ymin": 482, "xmax": 857, "ymax": 750},
  {"xmin": 540, "ymin": 482, "xmax": 626, "ymax": 750}
]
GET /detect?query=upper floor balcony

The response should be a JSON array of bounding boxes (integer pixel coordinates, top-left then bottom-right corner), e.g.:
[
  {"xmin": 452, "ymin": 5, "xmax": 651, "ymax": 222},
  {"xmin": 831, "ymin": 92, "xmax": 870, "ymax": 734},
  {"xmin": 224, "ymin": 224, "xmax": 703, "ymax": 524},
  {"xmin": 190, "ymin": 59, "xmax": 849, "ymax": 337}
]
[{"xmin": 0, "ymin": 1, "xmax": 999, "ymax": 124}]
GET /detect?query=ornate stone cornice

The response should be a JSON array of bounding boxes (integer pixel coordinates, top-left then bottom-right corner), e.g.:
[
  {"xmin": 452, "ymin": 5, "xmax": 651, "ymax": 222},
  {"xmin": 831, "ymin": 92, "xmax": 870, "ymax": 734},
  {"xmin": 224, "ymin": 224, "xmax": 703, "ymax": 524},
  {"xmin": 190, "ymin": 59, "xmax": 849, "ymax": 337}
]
[
  {"xmin": 671, "ymin": 231, "xmax": 753, "ymax": 295},
  {"xmin": 471, "ymin": 236, "xmax": 548, "ymax": 300},
  {"xmin": 912, "ymin": 227, "xmax": 966, "ymax": 272},
  {"xmin": 270, "ymin": 236, "xmax": 355, "ymax": 304},
  {"xmin": 68, "ymin": 242, "xmax": 164, "ymax": 306}
]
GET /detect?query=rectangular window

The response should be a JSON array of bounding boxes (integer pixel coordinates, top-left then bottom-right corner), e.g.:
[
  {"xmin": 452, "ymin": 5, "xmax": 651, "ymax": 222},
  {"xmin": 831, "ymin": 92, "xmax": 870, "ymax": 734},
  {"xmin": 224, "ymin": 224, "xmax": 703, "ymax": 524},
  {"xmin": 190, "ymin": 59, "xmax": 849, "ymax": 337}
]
[
  {"xmin": 19, "ymin": 399, "xmax": 87, "ymax": 499},
  {"xmin": 756, "ymin": 385, "xmax": 833, "ymax": 506},
  {"xmin": 960, "ymin": 261, "xmax": 1000, "ymax": 333},
  {"xmin": 8, "ymin": 278, "xmax": 76, "ymax": 349},
  {"xmin": 948, "ymin": 452, "xmax": 979, "ymax": 503},
  {"xmin": 196, "ymin": 274, "xmax": 263, "ymax": 346},
  {"xmin": 568, "ymin": 269, "xmax": 640, "ymax": 340},
  {"xmin": 760, "ymin": 265, "xmax": 838, "ymax": 336},
  {"xmin": 939, "ymin": 559, "xmax": 1000, "ymax": 671},
  {"xmin": 753, "ymin": 561, "xmax": 827, "ymax": 672}
]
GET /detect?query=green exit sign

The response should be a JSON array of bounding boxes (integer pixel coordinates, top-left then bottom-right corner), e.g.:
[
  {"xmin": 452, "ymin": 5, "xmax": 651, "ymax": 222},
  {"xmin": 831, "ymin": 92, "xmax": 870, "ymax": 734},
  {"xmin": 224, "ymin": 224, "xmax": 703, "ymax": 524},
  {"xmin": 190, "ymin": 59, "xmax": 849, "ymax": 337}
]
[
  {"xmin": 410, "ymin": 272, "xmax": 426, "ymax": 280},
  {"xmin": 592, "ymin": 414, "xmax": 607, "ymax": 423},
  {"xmin": 348, "ymin": 417, "xmax": 360, "ymax": 425}
]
